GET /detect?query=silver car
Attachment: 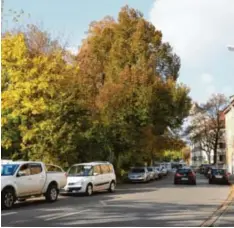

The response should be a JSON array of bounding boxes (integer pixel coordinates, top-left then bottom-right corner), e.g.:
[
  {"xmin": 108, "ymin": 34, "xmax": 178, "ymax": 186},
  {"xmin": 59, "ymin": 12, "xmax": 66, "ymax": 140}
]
[
  {"xmin": 128, "ymin": 167, "xmax": 150, "ymax": 183},
  {"xmin": 147, "ymin": 167, "xmax": 159, "ymax": 180}
]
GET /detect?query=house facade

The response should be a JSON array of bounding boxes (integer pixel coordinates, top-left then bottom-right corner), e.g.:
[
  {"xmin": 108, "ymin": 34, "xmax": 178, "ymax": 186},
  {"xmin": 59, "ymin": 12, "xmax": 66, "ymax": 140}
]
[{"xmin": 224, "ymin": 95, "xmax": 234, "ymax": 174}]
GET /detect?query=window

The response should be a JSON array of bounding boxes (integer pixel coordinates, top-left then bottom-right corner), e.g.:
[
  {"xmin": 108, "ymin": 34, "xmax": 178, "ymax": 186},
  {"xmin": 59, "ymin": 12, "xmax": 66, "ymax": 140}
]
[
  {"xmin": 1, "ymin": 164, "xmax": 19, "ymax": 176},
  {"xmin": 131, "ymin": 168, "xmax": 145, "ymax": 173},
  {"xmin": 219, "ymin": 155, "xmax": 225, "ymax": 162},
  {"xmin": 30, "ymin": 163, "xmax": 42, "ymax": 175},
  {"xmin": 68, "ymin": 165, "xmax": 93, "ymax": 176},
  {"xmin": 100, "ymin": 164, "xmax": 110, "ymax": 174},
  {"xmin": 18, "ymin": 164, "xmax": 31, "ymax": 176},
  {"xmin": 108, "ymin": 164, "xmax": 114, "ymax": 172},
  {"xmin": 93, "ymin": 165, "xmax": 101, "ymax": 175},
  {"xmin": 219, "ymin": 143, "xmax": 226, "ymax": 149},
  {"xmin": 68, "ymin": 165, "xmax": 78, "ymax": 175}
]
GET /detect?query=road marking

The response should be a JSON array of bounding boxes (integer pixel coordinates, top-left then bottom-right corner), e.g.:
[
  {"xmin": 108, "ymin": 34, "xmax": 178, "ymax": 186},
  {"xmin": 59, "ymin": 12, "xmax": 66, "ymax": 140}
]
[
  {"xmin": 45, "ymin": 209, "xmax": 90, "ymax": 221},
  {"xmin": 2, "ymin": 212, "xmax": 17, "ymax": 216},
  {"xmin": 100, "ymin": 200, "xmax": 107, "ymax": 206}
]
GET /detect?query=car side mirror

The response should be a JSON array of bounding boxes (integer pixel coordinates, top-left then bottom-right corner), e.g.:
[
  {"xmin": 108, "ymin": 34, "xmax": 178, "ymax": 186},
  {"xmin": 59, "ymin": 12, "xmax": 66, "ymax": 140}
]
[{"xmin": 16, "ymin": 172, "xmax": 25, "ymax": 177}]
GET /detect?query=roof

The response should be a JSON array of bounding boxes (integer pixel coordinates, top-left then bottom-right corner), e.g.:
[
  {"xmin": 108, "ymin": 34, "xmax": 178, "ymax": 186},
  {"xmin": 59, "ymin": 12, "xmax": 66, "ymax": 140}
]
[
  {"xmin": 2, "ymin": 161, "xmax": 44, "ymax": 165},
  {"xmin": 71, "ymin": 161, "xmax": 112, "ymax": 166}
]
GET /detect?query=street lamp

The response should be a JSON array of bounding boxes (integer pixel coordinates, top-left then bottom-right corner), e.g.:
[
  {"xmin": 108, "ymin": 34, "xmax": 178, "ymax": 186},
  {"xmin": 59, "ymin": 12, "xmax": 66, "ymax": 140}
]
[{"xmin": 227, "ymin": 45, "xmax": 234, "ymax": 52}]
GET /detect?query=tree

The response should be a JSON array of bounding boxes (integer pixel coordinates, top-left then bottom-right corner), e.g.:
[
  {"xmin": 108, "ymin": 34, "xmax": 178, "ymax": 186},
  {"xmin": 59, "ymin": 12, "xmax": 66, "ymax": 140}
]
[
  {"xmin": 77, "ymin": 6, "xmax": 191, "ymax": 169},
  {"xmin": 186, "ymin": 94, "xmax": 228, "ymax": 165},
  {"xmin": 1, "ymin": 28, "xmax": 90, "ymax": 166},
  {"xmin": 2, "ymin": 6, "xmax": 191, "ymax": 173},
  {"xmin": 182, "ymin": 147, "xmax": 191, "ymax": 165}
]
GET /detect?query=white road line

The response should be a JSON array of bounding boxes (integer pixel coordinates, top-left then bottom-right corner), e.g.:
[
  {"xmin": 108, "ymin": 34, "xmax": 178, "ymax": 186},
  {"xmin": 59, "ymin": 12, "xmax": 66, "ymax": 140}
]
[
  {"xmin": 2, "ymin": 212, "xmax": 17, "ymax": 216},
  {"xmin": 45, "ymin": 209, "xmax": 90, "ymax": 221},
  {"xmin": 100, "ymin": 200, "xmax": 107, "ymax": 206}
]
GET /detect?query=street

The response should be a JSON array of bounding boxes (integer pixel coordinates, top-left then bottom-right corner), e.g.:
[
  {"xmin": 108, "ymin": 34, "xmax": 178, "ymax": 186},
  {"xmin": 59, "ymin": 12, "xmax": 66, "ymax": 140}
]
[{"xmin": 1, "ymin": 173, "xmax": 232, "ymax": 227}]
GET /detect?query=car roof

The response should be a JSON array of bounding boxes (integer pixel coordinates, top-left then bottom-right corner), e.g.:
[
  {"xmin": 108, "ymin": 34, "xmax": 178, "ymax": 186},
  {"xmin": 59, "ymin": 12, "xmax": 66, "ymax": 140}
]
[
  {"xmin": 2, "ymin": 161, "xmax": 43, "ymax": 165},
  {"xmin": 71, "ymin": 161, "xmax": 112, "ymax": 166}
]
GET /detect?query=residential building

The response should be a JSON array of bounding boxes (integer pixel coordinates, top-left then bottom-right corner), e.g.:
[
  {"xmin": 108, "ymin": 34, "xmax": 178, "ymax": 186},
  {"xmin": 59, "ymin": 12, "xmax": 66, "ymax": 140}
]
[{"xmin": 224, "ymin": 95, "xmax": 234, "ymax": 174}]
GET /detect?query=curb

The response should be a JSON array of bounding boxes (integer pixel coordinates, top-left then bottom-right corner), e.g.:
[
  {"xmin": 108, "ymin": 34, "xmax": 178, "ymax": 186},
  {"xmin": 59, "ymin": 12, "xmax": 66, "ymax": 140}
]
[{"xmin": 200, "ymin": 184, "xmax": 234, "ymax": 227}]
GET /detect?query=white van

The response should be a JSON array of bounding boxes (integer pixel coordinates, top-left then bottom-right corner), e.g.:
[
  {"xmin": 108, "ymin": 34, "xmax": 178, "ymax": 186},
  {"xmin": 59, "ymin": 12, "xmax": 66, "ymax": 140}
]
[{"xmin": 63, "ymin": 161, "xmax": 116, "ymax": 196}]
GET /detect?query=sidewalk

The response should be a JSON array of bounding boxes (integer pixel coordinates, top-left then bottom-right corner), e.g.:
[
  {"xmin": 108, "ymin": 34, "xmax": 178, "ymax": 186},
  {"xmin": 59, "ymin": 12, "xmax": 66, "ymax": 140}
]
[{"xmin": 213, "ymin": 200, "xmax": 234, "ymax": 227}]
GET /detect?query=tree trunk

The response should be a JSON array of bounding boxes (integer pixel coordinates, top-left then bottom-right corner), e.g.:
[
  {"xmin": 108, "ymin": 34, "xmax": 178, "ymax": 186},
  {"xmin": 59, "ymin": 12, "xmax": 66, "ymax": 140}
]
[{"xmin": 208, "ymin": 153, "xmax": 211, "ymax": 164}]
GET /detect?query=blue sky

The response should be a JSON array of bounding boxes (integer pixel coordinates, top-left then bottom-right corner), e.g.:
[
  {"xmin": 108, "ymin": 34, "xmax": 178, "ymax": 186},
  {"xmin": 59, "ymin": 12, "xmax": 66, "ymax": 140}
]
[{"xmin": 3, "ymin": 0, "xmax": 234, "ymax": 104}]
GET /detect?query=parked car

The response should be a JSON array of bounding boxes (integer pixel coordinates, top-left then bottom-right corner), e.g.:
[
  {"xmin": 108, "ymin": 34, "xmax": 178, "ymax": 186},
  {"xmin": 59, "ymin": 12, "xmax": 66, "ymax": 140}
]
[
  {"xmin": 174, "ymin": 167, "xmax": 196, "ymax": 185},
  {"xmin": 63, "ymin": 161, "xmax": 116, "ymax": 196},
  {"xmin": 208, "ymin": 168, "xmax": 230, "ymax": 185},
  {"xmin": 1, "ymin": 161, "xmax": 67, "ymax": 209},
  {"xmin": 154, "ymin": 167, "xmax": 163, "ymax": 179},
  {"xmin": 161, "ymin": 167, "xmax": 168, "ymax": 176},
  {"xmin": 147, "ymin": 167, "xmax": 157, "ymax": 180},
  {"xmin": 128, "ymin": 167, "xmax": 150, "ymax": 183}
]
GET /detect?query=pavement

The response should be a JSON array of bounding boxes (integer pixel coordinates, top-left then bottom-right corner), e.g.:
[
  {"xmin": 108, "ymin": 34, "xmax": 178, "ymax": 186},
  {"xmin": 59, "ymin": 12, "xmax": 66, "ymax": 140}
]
[{"xmin": 1, "ymin": 173, "xmax": 233, "ymax": 227}]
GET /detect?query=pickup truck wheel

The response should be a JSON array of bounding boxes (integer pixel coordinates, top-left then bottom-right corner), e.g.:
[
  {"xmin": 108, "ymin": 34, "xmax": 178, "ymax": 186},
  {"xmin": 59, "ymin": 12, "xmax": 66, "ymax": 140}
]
[
  {"xmin": 86, "ymin": 184, "xmax": 93, "ymax": 196},
  {"xmin": 45, "ymin": 185, "xmax": 58, "ymax": 202},
  {"xmin": 2, "ymin": 188, "xmax": 15, "ymax": 209}
]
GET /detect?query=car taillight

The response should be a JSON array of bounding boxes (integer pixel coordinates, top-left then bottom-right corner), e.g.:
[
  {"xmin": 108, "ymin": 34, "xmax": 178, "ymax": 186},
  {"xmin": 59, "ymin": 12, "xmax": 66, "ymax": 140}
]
[
  {"xmin": 188, "ymin": 172, "xmax": 194, "ymax": 177},
  {"xmin": 65, "ymin": 173, "xmax": 68, "ymax": 178},
  {"xmin": 176, "ymin": 173, "xmax": 181, "ymax": 177}
]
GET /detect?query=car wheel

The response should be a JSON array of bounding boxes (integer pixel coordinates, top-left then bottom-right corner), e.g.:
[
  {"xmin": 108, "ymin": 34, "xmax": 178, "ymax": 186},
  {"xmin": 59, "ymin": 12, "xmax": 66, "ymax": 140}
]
[
  {"xmin": 86, "ymin": 184, "xmax": 93, "ymax": 196},
  {"xmin": 109, "ymin": 181, "xmax": 115, "ymax": 193},
  {"xmin": 2, "ymin": 188, "xmax": 15, "ymax": 210},
  {"xmin": 193, "ymin": 181, "xmax": 196, "ymax": 185},
  {"xmin": 209, "ymin": 179, "xmax": 212, "ymax": 184},
  {"xmin": 174, "ymin": 181, "xmax": 177, "ymax": 185},
  {"xmin": 45, "ymin": 184, "xmax": 58, "ymax": 202}
]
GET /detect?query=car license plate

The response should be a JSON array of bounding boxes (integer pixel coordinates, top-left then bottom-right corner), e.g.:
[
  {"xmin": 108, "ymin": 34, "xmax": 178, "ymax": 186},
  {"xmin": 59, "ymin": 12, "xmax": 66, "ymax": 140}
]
[
  {"xmin": 215, "ymin": 175, "xmax": 222, "ymax": 178},
  {"xmin": 181, "ymin": 177, "xmax": 188, "ymax": 180}
]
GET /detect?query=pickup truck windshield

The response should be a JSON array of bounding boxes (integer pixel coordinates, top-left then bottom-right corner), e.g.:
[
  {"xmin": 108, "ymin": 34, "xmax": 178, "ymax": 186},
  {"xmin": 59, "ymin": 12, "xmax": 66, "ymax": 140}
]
[
  {"xmin": 1, "ymin": 164, "xmax": 19, "ymax": 176},
  {"xmin": 68, "ymin": 165, "xmax": 93, "ymax": 176}
]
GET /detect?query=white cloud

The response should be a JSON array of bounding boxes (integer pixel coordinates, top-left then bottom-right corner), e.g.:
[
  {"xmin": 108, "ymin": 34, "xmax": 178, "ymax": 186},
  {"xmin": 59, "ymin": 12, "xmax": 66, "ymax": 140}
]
[
  {"xmin": 149, "ymin": 0, "xmax": 234, "ymax": 66},
  {"xmin": 201, "ymin": 73, "xmax": 214, "ymax": 84}
]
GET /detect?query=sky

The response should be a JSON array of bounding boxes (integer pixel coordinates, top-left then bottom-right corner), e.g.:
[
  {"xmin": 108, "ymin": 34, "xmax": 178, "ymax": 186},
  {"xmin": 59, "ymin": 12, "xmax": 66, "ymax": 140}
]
[{"xmin": 3, "ymin": 0, "xmax": 234, "ymax": 104}]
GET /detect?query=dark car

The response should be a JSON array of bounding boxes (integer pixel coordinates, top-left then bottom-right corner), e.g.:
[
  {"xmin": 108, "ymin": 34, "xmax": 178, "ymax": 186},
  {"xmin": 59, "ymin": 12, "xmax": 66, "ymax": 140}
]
[
  {"xmin": 208, "ymin": 168, "xmax": 230, "ymax": 185},
  {"xmin": 174, "ymin": 168, "xmax": 196, "ymax": 185}
]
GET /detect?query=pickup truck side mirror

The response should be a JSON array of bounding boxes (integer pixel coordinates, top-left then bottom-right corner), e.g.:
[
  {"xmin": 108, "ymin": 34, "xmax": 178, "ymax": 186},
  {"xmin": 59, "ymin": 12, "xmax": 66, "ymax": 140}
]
[{"xmin": 16, "ymin": 172, "xmax": 26, "ymax": 177}]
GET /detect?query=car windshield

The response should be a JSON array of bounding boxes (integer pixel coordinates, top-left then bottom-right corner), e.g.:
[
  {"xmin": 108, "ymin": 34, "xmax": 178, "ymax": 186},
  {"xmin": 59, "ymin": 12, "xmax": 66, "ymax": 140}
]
[
  {"xmin": 68, "ymin": 165, "xmax": 93, "ymax": 176},
  {"xmin": 131, "ymin": 168, "xmax": 145, "ymax": 173},
  {"xmin": 147, "ymin": 167, "xmax": 153, "ymax": 172},
  {"xmin": 177, "ymin": 169, "xmax": 191, "ymax": 175},
  {"xmin": 1, "ymin": 164, "xmax": 19, "ymax": 176},
  {"xmin": 212, "ymin": 169, "xmax": 225, "ymax": 175}
]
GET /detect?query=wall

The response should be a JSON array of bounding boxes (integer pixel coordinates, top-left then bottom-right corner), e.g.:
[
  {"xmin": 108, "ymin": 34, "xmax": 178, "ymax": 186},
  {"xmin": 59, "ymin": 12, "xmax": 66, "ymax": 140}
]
[{"xmin": 225, "ymin": 103, "xmax": 234, "ymax": 174}]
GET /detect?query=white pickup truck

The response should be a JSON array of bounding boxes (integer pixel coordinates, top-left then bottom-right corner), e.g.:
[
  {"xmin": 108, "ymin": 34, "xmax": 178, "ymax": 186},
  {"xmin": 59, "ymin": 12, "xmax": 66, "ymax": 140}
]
[{"xmin": 1, "ymin": 161, "xmax": 67, "ymax": 209}]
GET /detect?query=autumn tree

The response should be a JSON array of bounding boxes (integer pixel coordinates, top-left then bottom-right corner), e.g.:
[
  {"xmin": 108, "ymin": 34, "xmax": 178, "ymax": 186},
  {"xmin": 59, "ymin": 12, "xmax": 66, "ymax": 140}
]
[
  {"xmin": 1, "ymin": 28, "xmax": 90, "ymax": 166},
  {"xmin": 77, "ymin": 6, "xmax": 191, "ymax": 168}
]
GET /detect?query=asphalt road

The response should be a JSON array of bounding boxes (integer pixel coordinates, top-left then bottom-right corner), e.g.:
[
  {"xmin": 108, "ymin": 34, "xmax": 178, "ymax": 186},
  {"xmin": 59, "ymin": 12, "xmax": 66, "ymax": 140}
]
[{"xmin": 1, "ymin": 173, "xmax": 232, "ymax": 227}]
